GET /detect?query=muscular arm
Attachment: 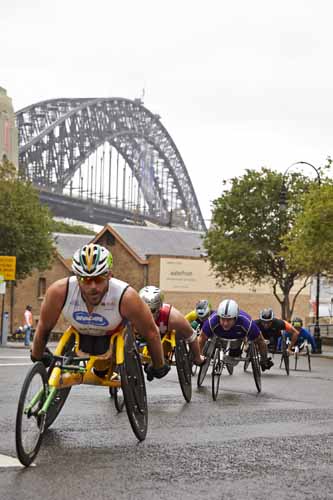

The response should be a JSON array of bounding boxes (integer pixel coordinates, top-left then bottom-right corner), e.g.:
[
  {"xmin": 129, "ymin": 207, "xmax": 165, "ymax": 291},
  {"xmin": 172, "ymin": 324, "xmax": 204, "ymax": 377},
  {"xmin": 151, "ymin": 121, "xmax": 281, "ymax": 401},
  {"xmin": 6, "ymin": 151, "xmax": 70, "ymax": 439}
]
[
  {"xmin": 31, "ymin": 279, "xmax": 68, "ymax": 360},
  {"xmin": 168, "ymin": 308, "xmax": 204, "ymax": 364},
  {"xmin": 284, "ymin": 321, "xmax": 299, "ymax": 348},
  {"xmin": 120, "ymin": 287, "xmax": 165, "ymax": 369}
]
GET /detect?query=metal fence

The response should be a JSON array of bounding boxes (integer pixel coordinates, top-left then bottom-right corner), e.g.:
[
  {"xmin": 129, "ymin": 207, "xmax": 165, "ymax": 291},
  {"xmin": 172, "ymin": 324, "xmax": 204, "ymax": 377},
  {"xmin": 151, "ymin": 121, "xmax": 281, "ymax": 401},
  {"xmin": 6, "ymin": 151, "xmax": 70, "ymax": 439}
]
[{"xmin": 308, "ymin": 323, "xmax": 333, "ymax": 337}]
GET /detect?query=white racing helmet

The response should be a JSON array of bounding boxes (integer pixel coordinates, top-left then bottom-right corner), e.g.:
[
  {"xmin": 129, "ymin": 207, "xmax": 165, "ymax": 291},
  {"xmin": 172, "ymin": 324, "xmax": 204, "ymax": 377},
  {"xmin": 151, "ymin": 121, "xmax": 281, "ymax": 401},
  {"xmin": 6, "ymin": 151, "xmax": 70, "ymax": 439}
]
[
  {"xmin": 217, "ymin": 299, "xmax": 239, "ymax": 319},
  {"xmin": 139, "ymin": 286, "xmax": 164, "ymax": 316},
  {"xmin": 72, "ymin": 244, "xmax": 113, "ymax": 277}
]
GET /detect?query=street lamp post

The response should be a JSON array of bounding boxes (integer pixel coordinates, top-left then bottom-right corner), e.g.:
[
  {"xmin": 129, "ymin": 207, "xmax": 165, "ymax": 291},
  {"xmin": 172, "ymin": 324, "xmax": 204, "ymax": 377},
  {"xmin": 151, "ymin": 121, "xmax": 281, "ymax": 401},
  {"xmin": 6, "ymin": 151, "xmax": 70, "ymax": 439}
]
[{"xmin": 279, "ymin": 161, "xmax": 322, "ymax": 354}]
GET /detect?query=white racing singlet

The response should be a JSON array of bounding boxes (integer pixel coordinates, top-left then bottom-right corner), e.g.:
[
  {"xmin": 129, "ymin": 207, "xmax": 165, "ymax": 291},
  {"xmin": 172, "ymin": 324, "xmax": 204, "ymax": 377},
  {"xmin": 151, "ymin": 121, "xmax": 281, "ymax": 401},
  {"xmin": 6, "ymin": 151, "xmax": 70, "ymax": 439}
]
[{"xmin": 62, "ymin": 276, "xmax": 129, "ymax": 336}]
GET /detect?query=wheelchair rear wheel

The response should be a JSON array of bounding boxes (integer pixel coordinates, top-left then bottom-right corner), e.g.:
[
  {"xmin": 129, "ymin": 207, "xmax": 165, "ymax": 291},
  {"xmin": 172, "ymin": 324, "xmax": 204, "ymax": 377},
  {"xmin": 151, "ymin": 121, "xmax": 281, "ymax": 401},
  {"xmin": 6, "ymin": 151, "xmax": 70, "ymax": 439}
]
[
  {"xmin": 16, "ymin": 362, "xmax": 48, "ymax": 467},
  {"xmin": 121, "ymin": 326, "xmax": 148, "ymax": 441},
  {"xmin": 280, "ymin": 336, "xmax": 290, "ymax": 376},
  {"xmin": 197, "ymin": 338, "xmax": 215, "ymax": 387},
  {"xmin": 175, "ymin": 338, "xmax": 192, "ymax": 402},
  {"xmin": 212, "ymin": 347, "xmax": 223, "ymax": 401},
  {"xmin": 249, "ymin": 343, "xmax": 261, "ymax": 393}
]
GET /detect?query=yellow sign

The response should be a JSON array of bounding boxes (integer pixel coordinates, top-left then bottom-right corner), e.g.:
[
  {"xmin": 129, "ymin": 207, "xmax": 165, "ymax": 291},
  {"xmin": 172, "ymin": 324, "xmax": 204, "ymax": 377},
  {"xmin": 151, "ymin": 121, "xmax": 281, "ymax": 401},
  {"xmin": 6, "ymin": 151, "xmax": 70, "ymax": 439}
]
[{"xmin": 0, "ymin": 256, "xmax": 16, "ymax": 280}]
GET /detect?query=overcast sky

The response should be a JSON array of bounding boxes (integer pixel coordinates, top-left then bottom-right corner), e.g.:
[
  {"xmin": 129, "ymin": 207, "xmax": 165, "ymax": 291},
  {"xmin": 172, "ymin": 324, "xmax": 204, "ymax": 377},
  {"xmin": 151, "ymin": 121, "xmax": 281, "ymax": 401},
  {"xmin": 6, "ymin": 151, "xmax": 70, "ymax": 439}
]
[{"xmin": 1, "ymin": 0, "xmax": 332, "ymax": 223}]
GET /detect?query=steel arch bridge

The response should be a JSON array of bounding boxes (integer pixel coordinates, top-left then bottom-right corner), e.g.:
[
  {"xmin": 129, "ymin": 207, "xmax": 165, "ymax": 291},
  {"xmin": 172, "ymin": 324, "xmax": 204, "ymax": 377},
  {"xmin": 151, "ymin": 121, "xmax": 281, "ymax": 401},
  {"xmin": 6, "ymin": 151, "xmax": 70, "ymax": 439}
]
[{"xmin": 16, "ymin": 97, "xmax": 206, "ymax": 231}]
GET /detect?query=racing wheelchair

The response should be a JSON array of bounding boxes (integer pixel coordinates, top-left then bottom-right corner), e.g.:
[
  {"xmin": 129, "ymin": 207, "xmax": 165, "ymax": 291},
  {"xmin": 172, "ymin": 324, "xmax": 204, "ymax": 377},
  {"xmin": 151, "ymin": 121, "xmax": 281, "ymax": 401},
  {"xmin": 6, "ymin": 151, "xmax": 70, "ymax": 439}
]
[
  {"xmin": 279, "ymin": 336, "xmax": 311, "ymax": 372},
  {"xmin": 197, "ymin": 336, "xmax": 261, "ymax": 400},
  {"xmin": 15, "ymin": 323, "xmax": 147, "ymax": 467},
  {"xmin": 137, "ymin": 329, "xmax": 192, "ymax": 402}
]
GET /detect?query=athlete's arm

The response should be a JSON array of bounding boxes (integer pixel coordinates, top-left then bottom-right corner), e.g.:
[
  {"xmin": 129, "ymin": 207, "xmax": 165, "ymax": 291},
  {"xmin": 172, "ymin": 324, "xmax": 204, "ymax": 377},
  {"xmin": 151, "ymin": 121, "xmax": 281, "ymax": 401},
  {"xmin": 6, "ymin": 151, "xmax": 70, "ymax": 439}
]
[
  {"xmin": 31, "ymin": 278, "xmax": 68, "ymax": 360},
  {"xmin": 168, "ymin": 308, "xmax": 204, "ymax": 364},
  {"xmin": 120, "ymin": 287, "xmax": 165, "ymax": 369},
  {"xmin": 284, "ymin": 321, "xmax": 299, "ymax": 349}
]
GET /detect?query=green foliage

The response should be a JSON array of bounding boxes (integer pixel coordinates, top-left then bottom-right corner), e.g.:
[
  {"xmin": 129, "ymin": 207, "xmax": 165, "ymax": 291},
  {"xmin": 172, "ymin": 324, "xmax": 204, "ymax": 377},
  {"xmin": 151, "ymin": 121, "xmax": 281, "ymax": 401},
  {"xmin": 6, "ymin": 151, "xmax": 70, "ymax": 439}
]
[
  {"xmin": 50, "ymin": 219, "xmax": 95, "ymax": 235},
  {"xmin": 0, "ymin": 156, "xmax": 17, "ymax": 181},
  {"xmin": 204, "ymin": 167, "xmax": 317, "ymax": 318},
  {"xmin": 283, "ymin": 183, "xmax": 333, "ymax": 276},
  {"xmin": 0, "ymin": 160, "xmax": 55, "ymax": 280}
]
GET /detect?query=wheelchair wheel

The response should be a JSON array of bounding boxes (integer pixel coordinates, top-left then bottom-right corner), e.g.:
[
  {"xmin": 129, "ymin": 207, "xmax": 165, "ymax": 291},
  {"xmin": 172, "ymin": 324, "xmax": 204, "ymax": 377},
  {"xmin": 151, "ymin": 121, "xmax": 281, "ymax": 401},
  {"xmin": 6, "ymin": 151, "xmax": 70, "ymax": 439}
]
[
  {"xmin": 280, "ymin": 336, "xmax": 290, "ymax": 376},
  {"xmin": 212, "ymin": 347, "xmax": 223, "ymax": 401},
  {"xmin": 197, "ymin": 338, "xmax": 215, "ymax": 387},
  {"xmin": 16, "ymin": 362, "xmax": 48, "ymax": 467},
  {"xmin": 306, "ymin": 345, "xmax": 312, "ymax": 372},
  {"xmin": 45, "ymin": 333, "xmax": 76, "ymax": 429},
  {"xmin": 121, "ymin": 326, "xmax": 148, "ymax": 441},
  {"xmin": 110, "ymin": 385, "xmax": 125, "ymax": 412},
  {"xmin": 226, "ymin": 363, "xmax": 234, "ymax": 375},
  {"xmin": 249, "ymin": 343, "xmax": 261, "ymax": 393},
  {"xmin": 175, "ymin": 338, "xmax": 192, "ymax": 402}
]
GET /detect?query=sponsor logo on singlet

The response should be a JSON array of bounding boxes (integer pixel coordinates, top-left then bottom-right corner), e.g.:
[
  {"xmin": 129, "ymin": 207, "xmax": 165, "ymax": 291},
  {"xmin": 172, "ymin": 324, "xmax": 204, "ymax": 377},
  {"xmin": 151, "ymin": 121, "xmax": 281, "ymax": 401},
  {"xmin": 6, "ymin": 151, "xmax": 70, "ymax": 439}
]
[{"xmin": 73, "ymin": 311, "xmax": 109, "ymax": 327}]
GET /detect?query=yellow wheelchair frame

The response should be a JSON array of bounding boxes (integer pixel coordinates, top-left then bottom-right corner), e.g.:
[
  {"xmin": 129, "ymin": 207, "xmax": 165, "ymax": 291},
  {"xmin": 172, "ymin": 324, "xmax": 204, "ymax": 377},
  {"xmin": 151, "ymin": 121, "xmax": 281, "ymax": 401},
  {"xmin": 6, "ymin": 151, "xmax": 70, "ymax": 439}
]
[
  {"xmin": 15, "ymin": 323, "xmax": 147, "ymax": 467},
  {"xmin": 138, "ymin": 329, "xmax": 192, "ymax": 403}
]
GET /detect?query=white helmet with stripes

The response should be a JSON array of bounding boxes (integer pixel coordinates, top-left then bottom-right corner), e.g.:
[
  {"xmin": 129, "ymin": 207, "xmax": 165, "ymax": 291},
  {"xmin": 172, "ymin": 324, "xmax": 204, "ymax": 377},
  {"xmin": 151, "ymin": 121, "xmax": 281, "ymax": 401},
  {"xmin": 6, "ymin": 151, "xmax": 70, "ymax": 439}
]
[
  {"xmin": 217, "ymin": 299, "xmax": 239, "ymax": 319},
  {"xmin": 72, "ymin": 244, "xmax": 113, "ymax": 277}
]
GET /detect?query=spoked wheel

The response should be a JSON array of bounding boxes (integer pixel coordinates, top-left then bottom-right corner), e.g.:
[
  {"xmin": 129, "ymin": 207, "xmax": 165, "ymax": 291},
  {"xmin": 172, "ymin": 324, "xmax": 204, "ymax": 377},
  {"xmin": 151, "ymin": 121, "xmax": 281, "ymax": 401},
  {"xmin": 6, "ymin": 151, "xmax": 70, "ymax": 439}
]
[
  {"xmin": 197, "ymin": 337, "xmax": 216, "ymax": 387},
  {"xmin": 45, "ymin": 333, "xmax": 76, "ymax": 429},
  {"xmin": 249, "ymin": 343, "xmax": 261, "ymax": 393},
  {"xmin": 16, "ymin": 362, "xmax": 48, "ymax": 467},
  {"xmin": 226, "ymin": 363, "xmax": 234, "ymax": 375},
  {"xmin": 212, "ymin": 347, "xmax": 223, "ymax": 401},
  {"xmin": 280, "ymin": 336, "xmax": 290, "ymax": 376},
  {"xmin": 306, "ymin": 345, "xmax": 312, "ymax": 372},
  {"xmin": 120, "ymin": 326, "xmax": 148, "ymax": 441},
  {"xmin": 175, "ymin": 338, "xmax": 192, "ymax": 403}
]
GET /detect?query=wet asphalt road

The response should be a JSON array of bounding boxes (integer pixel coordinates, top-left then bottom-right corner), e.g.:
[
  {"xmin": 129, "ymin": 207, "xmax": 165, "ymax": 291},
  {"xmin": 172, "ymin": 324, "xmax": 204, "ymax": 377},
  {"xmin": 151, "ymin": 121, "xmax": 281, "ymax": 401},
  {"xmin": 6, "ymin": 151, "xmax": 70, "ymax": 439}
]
[{"xmin": 0, "ymin": 348, "xmax": 333, "ymax": 500}]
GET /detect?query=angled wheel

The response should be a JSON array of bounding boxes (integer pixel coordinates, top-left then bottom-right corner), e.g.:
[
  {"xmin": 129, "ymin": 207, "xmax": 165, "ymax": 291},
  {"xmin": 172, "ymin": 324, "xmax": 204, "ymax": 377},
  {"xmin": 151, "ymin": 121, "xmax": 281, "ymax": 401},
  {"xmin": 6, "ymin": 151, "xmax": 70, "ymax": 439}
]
[
  {"xmin": 280, "ymin": 336, "xmax": 290, "ymax": 376},
  {"xmin": 121, "ymin": 326, "xmax": 148, "ymax": 441},
  {"xmin": 212, "ymin": 347, "xmax": 223, "ymax": 401},
  {"xmin": 306, "ymin": 345, "xmax": 311, "ymax": 372},
  {"xmin": 44, "ymin": 333, "xmax": 76, "ymax": 429},
  {"xmin": 197, "ymin": 337, "xmax": 216, "ymax": 387},
  {"xmin": 249, "ymin": 343, "xmax": 261, "ymax": 393},
  {"xmin": 175, "ymin": 338, "xmax": 192, "ymax": 402},
  {"xmin": 226, "ymin": 363, "xmax": 234, "ymax": 375},
  {"xmin": 16, "ymin": 362, "xmax": 48, "ymax": 467}
]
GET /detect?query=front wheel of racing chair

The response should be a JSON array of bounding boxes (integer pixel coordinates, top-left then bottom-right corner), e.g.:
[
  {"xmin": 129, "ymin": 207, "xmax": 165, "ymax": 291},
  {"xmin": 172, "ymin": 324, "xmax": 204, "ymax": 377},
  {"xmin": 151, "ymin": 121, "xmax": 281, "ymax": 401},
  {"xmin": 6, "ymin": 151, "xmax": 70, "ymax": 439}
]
[
  {"xmin": 120, "ymin": 325, "xmax": 148, "ymax": 441},
  {"xmin": 279, "ymin": 334, "xmax": 290, "ymax": 376},
  {"xmin": 197, "ymin": 337, "xmax": 216, "ymax": 387},
  {"xmin": 175, "ymin": 337, "xmax": 192, "ymax": 403},
  {"xmin": 44, "ymin": 329, "xmax": 76, "ymax": 429}
]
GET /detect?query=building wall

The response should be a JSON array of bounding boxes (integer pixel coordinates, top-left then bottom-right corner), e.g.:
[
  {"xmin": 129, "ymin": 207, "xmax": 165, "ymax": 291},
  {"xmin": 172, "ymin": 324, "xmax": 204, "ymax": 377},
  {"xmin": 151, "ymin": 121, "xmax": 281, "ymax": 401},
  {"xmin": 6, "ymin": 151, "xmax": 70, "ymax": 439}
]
[
  {"xmin": 0, "ymin": 86, "xmax": 18, "ymax": 168},
  {"xmin": 11, "ymin": 257, "xmax": 71, "ymax": 334}
]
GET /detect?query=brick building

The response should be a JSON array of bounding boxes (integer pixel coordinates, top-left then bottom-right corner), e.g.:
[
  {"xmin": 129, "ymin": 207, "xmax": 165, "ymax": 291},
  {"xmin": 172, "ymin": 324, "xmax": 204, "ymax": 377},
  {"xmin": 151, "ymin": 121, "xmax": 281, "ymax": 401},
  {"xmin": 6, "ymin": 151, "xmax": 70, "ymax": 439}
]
[{"xmin": 8, "ymin": 223, "xmax": 312, "ymax": 335}]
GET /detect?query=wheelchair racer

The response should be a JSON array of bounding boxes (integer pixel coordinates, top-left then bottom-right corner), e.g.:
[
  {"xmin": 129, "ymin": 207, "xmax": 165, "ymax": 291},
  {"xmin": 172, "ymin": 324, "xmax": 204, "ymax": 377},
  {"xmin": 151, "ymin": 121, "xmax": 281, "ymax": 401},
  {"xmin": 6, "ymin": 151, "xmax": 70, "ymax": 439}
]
[
  {"xmin": 198, "ymin": 299, "xmax": 274, "ymax": 371},
  {"xmin": 31, "ymin": 244, "xmax": 170, "ymax": 381},
  {"xmin": 138, "ymin": 286, "xmax": 205, "ymax": 375},
  {"xmin": 185, "ymin": 299, "xmax": 214, "ymax": 332},
  {"xmin": 277, "ymin": 317, "xmax": 317, "ymax": 353},
  {"xmin": 255, "ymin": 308, "xmax": 299, "ymax": 355}
]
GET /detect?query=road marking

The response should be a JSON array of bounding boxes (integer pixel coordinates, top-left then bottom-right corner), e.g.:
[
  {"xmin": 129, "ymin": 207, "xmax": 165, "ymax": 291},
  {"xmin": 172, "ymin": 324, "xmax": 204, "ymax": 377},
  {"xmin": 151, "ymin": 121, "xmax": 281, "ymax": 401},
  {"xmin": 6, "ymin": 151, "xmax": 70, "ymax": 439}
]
[
  {"xmin": 0, "ymin": 454, "xmax": 25, "ymax": 467},
  {"xmin": 0, "ymin": 363, "xmax": 31, "ymax": 367},
  {"xmin": 0, "ymin": 356, "xmax": 30, "ymax": 359}
]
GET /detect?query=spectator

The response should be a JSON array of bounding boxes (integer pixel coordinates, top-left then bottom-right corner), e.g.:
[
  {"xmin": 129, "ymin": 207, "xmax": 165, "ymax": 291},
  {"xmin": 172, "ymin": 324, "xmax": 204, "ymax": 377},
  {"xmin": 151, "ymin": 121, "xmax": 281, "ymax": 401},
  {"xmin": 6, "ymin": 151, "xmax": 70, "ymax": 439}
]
[{"xmin": 23, "ymin": 305, "xmax": 33, "ymax": 347}]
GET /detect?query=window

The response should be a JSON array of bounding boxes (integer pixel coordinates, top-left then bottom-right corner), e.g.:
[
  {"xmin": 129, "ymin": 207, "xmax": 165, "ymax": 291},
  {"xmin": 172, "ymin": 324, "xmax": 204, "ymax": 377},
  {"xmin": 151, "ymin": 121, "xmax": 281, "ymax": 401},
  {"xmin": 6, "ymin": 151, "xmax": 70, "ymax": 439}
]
[{"xmin": 38, "ymin": 277, "xmax": 46, "ymax": 299}]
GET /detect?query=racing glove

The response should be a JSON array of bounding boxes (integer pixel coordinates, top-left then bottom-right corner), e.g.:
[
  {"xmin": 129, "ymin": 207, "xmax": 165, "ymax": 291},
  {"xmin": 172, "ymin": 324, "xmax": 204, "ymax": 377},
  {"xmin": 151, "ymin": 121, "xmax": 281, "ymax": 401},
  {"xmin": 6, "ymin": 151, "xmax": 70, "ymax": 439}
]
[
  {"xmin": 260, "ymin": 356, "xmax": 274, "ymax": 372},
  {"xmin": 30, "ymin": 346, "xmax": 53, "ymax": 367},
  {"xmin": 144, "ymin": 363, "xmax": 170, "ymax": 381}
]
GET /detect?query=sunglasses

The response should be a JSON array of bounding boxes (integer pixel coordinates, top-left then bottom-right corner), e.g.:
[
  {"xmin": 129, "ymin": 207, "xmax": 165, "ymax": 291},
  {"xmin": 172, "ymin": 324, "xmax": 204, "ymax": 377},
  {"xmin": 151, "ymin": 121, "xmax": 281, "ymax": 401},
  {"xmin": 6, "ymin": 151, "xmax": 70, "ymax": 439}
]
[{"xmin": 77, "ymin": 273, "xmax": 109, "ymax": 284}]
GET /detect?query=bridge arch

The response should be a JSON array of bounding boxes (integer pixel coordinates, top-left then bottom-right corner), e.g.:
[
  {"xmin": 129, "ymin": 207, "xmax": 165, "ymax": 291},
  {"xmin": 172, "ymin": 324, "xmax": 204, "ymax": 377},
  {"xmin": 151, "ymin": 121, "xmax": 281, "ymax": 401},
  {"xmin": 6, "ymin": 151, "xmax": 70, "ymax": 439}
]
[{"xmin": 16, "ymin": 97, "xmax": 206, "ymax": 230}]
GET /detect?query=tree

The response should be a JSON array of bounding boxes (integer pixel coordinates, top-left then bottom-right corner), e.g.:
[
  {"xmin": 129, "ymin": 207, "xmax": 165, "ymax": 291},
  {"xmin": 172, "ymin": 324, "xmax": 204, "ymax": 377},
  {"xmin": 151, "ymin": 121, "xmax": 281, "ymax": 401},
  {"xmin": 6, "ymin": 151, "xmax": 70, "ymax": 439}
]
[
  {"xmin": 0, "ymin": 159, "xmax": 55, "ymax": 280},
  {"xmin": 50, "ymin": 219, "xmax": 95, "ymax": 235},
  {"xmin": 283, "ymin": 183, "xmax": 333, "ymax": 276},
  {"xmin": 203, "ymin": 167, "xmax": 318, "ymax": 320}
]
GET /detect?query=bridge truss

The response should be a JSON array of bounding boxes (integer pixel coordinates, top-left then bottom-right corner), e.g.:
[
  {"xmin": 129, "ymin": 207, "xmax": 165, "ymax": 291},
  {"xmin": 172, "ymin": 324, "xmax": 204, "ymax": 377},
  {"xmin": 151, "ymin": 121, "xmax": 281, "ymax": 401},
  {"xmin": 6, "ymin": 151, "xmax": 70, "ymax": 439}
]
[{"xmin": 16, "ymin": 98, "xmax": 206, "ymax": 231}]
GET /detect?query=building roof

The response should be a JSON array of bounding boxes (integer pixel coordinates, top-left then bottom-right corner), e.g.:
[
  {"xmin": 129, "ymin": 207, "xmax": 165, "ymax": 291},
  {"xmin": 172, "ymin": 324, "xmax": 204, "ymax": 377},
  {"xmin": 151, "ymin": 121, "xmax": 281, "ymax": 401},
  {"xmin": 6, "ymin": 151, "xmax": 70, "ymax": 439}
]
[
  {"xmin": 53, "ymin": 233, "xmax": 93, "ymax": 260},
  {"xmin": 108, "ymin": 223, "xmax": 206, "ymax": 260}
]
